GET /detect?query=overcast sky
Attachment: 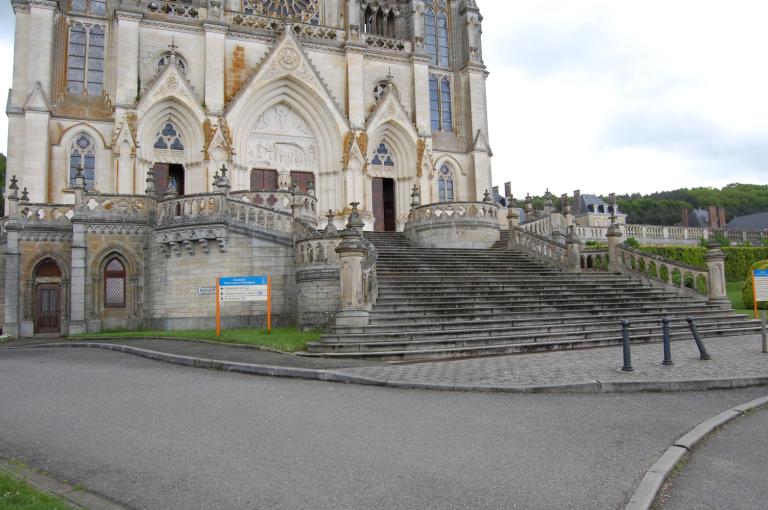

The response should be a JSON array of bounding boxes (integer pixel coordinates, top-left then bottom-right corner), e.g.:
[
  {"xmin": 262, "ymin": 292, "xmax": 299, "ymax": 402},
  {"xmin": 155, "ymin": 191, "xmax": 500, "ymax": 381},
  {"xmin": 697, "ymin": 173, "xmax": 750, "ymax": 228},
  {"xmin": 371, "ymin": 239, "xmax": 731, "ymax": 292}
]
[{"xmin": 1, "ymin": 1, "xmax": 766, "ymax": 196}]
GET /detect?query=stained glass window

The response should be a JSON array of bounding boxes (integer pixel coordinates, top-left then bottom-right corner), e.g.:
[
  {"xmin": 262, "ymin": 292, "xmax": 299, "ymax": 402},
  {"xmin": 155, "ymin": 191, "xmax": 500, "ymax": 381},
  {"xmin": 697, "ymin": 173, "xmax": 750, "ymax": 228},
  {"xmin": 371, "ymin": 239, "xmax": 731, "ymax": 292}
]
[
  {"xmin": 430, "ymin": 74, "xmax": 453, "ymax": 132},
  {"xmin": 70, "ymin": 133, "xmax": 96, "ymax": 190},
  {"xmin": 67, "ymin": 23, "xmax": 105, "ymax": 95},
  {"xmin": 242, "ymin": 0, "xmax": 321, "ymax": 25},
  {"xmin": 424, "ymin": 1, "xmax": 449, "ymax": 66},
  {"xmin": 429, "ymin": 75, "xmax": 440, "ymax": 132},
  {"xmin": 70, "ymin": 0, "xmax": 106, "ymax": 15},
  {"xmin": 438, "ymin": 164, "xmax": 454, "ymax": 202},
  {"xmin": 154, "ymin": 122, "xmax": 184, "ymax": 151},
  {"xmin": 371, "ymin": 143, "xmax": 395, "ymax": 167},
  {"xmin": 104, "ymin": 257, "xmax": 126, "ymax": 308}
]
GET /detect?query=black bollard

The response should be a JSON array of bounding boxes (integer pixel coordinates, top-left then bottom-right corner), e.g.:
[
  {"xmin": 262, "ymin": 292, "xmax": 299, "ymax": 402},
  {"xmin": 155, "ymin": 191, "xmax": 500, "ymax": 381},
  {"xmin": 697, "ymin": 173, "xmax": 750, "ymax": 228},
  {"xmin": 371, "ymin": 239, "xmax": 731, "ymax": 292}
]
[
  {"xmin": 686, "ymin": 316, "xmax": 712, "ymax": 360},
  {"xmin": 661, "ymin": 317, "xmax": 673, "ymax": 366},
  {"xmin": 621, "ymin": 319, "xmax": 634, "ymax": 372}
]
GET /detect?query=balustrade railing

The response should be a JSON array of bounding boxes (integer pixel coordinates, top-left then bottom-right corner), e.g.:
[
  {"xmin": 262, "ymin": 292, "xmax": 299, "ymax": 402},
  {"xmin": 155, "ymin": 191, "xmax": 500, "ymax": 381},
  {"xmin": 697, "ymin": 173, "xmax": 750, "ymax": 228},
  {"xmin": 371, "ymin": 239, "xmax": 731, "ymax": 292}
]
[
  {"xmin": 228, "ymin": 12, "xmax": 343, "ymax": 40},
  {"xmin": 17, "ymin": 203, "xmax": 75, "ymax": 223},
  {"xmin": 362, "ymin": 34, "xmax": 409, "ymax": 52},
  {"xmin": 617, "ymin": 245, "xmax": 709, "ymax": 295},
  {"xmin": 296, "ymin": 236, "xmax": 340, "ymax": 267},
  {"xmin": 580, "ymin": 248, "xmax": 610, "ymax": 271},
  {"xmin": 84, "ymin": 193, "xmax": 148, "ymax": 218},
  {"xmin": 568, "ymin": 222, "xmax": 766, "ymax": 245},
  {"xmin": 409, "ymin": 201, "xmax": 499, "ymax": 222},
  {"xmin": 510, "ymin": 227, "xmax": 568, "ymax": 268},
  {"xmin": 147, "ymin": 0, "xmax": 204, "ymax": 19},
  {"xmin": 226, "ymin": 198, "xmax": 293, "ymax": 234}
]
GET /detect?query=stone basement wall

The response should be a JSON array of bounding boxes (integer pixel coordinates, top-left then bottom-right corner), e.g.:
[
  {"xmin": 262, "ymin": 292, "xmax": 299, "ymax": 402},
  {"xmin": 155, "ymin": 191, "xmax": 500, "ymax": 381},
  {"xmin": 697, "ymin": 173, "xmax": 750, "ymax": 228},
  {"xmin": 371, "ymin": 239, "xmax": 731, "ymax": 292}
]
[
  {"xmin": 296, "ymin": 265, "xmax": 340, "ymax": 330},
  {"xmin": 148, "ymin": 233, "xmax": 296, "ymax": 330}
]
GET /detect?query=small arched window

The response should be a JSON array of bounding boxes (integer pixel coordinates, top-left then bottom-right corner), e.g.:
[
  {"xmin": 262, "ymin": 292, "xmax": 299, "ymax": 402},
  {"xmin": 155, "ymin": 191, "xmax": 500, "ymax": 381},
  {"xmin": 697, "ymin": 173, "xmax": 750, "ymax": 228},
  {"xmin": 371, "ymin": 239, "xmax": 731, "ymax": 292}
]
[
  {"xmin": 104, "ymin": 257, "xmax": 126, "ymax": 308},
  {"xmin": 154, "ymin": 122, "xmax": 184, "ymax": 151},
  {"xmin": 438, "ymin": 163, "xmax": 455, "ymax": 202},
  {"xmin": 371, "ymin": 143, "xmax": 395, "ymax": 167},
  {"xmin": 70, "ymin": 133, "xmax": 96, "ymax": 189},
  {"xmin": 157, "ymin": 52, "xmax": 187, "ymax": 75}
]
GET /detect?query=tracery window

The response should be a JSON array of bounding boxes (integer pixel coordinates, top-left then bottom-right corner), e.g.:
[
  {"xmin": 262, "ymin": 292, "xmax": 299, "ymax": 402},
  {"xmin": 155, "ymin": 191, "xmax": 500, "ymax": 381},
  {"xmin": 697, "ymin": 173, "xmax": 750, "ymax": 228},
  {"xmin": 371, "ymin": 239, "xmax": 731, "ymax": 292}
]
[
  {"xmin": 429, "ymin": 74, "xmax": 453, "ymax": 132},
  {"xmin": 69, "ymin": 133, "xmax": 96, "ymax": 190},
  {"xmin": 154, "ymin": 122, "xmax": 184, "ymax": 151},
  {"xmin": 363, "ymin": 5, "xmax": 396, "ymax": 37},
  {"xmin": 424, "ymin": 0, "xmax": 449, "ymax": 67},
  {"xmin": 69, "ymin": 0, "xmax": 106, "ymax": 16},
  {"xmin": 438, "ymin": 163, "xmax": 455, "ymax": 202},
  {"xmin": 157, "ymin": 52, "xmax": 187, "ymax": 75},
  {"xmin": 67, "ymin": 23, "xmax": 105, "ymax": 95},
  {"xmin": 104, "ymin": 257, "xmax": 126, "ymax": 308},
  {"xmin": 242, "ymin": 0, "xmax": 321, "ymax": 25},
  {"xmin": 371, "ymin": 143, "xmax": 395, "ymax": 167}
]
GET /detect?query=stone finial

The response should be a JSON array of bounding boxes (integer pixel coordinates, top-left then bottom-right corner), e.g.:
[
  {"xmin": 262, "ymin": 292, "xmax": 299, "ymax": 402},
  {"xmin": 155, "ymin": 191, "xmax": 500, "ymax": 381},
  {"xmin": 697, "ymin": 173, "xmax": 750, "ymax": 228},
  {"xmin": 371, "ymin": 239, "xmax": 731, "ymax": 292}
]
[
  {"xmin": 566, "ymin": 225, "xmax": 581, "ymax": 245},
  {"xmin": 324, "ymin": 209, "xmax": 338, "ymax": 236},
  {"xmin": 20, "ymin": 187, "xmax": 29, "ymax": 202},
  {"xmin": 146, "ymin": 166, "xmax": 156, "ymax": 195},
  {"xmin": 346, "ymin": 202, "xmax": 364, "ymax": 233},
  {"xmin": 215, "ymin": 165, "xmax": 230, "ymax": 193},
  {"xmin": 411, "ymin": 184, "xmax": 420, "ymax": 207},
  {"xmin": 8, "ymin": 175, "xmax": 19, "ymax": 198},
  {"xmin": 483, "ymin": 189, "xmax": 492, "ymax": 202}
]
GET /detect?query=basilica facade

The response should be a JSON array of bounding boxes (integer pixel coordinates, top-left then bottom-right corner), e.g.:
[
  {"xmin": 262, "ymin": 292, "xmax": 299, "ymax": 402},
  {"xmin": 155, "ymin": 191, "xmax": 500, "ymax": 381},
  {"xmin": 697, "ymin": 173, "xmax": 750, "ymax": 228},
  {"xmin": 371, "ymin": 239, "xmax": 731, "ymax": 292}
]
[
  {"xmin": 7, "ymin": 0, "xmax": 491, "ymax": 229},
  {"xmin": 2, "ymin": 0, "xmax": 493, "ymax": 337}
]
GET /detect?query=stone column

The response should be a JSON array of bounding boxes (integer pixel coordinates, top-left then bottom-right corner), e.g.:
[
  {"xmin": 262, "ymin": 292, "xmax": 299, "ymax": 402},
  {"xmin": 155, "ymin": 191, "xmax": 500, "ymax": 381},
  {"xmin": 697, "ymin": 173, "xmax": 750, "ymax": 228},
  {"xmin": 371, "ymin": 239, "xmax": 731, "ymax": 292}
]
[
  {"xmin": 507, "ymin": 207, "xmax": 520, "ymax": 249},
  {"xmin": 345, "ymin": 45, "xmax": 366, "ymax": 128},
  {"xmin": 3, "ymin": 224, "xmax": 21, "ymax": 338},
  {"xmin": 607, "ymin": 221, "xmax": 623, "ymax": 273},
  {"xmin": 115, "ymin": 11, "xmax": 142, "ymax": 106},
  {"xmin": 412, "ymin": 54, "xmax": 432, "ymax": 135},
  {"xmin": 705, "ymin": 242, "xmax": 729, "ymax": 307},
  {"xmin": 204, "ymin": 24, "xmax": 227, "ymax": 114},
  {"xmin": 566, "ymin": 226, "xmax": 582, "ymax": 273},
  {"xmin": 69, "ymin": 220, "xmax": 87, "ymax": 335},
  {"xmin": 334, "ymin": 228, "xmax": 369, "ymax": 326},
  {"xmin": 26, "ymin": 0, "xmax": 56, "ymax": 100}
]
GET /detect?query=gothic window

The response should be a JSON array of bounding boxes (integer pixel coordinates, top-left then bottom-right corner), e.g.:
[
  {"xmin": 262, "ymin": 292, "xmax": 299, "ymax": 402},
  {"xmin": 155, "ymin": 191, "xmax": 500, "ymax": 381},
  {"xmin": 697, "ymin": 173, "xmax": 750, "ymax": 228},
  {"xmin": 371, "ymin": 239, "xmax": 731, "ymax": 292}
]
[
  {"xmin": 157, "ymin": 52, "xmax": 187, "ymax": 75},
  {"xmin": 429, "ymin": 74, "xmax": 453, "ymax": 132},
  {"xmin": 371, "ymin": 143, "xmax": 395, "ymax": 167},
  {"xmin": 424, "ymin": 0, "xmax": 449, "ymax": 67},
  {"xmin": 363, "ymin": 4, "xmax": 396, "ymax": 37},
  {"xmin": 438, "ymin": 163, "xmax": 455, "ymax": 202},
  {"xmin": 69, "ymin": 0, "xmax": 106, "ymax": 16},
  {"xmin": 242, "ymin": 0, "xmax": 321, "ymax": 25},
  {"xmin": 104, "ymin": 257, "xmax": 126, "ymax": 308},
  {"xmin": 67, "ymin": 23, "xmax": 105, "ymax": 95},
  {"xmin": 69, "ymin": 133, "xmax": 96, "ymax": 190},
  {"xmin": 154, "ymin": 122, "xmax": 184, "ymax": 151}
]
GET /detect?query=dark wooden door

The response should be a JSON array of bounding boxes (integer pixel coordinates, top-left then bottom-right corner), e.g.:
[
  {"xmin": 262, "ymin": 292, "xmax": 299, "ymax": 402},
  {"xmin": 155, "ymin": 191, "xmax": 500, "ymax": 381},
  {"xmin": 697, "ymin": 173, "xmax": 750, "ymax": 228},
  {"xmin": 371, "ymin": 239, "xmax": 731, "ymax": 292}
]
[
  {"xmin": 290, "ymin": 171, "xmax": 314, "ymax": 193},
  {"xmin": 372, "ymin": 178, "xmax": 396, "ymax": 232},
  {"xmin": 35, "ymin": 284, "xmax": 60, "ymax": 334},
  {"xmin": 153, "ymin": 163, "xmax": 169, "ymax": 194},
  {"xmin": 250, "ymin": 168, "xmax": 278, "ymax": 191}
]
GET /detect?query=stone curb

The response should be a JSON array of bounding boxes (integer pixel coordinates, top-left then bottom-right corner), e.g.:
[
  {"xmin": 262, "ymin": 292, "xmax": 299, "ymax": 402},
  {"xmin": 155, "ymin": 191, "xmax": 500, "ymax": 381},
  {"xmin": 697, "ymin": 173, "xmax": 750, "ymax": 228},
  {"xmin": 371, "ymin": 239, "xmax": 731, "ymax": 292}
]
[
  {"xmin": 4, "ymin": 342, "xmax": 768, "ymax": 395},
  {"xmin": 0, "ymin": 458, "xmax": 129, "ymax": 510},
  {"xmin": 624, "ymin": 394, "xmax": 768, "ymax": 510}
]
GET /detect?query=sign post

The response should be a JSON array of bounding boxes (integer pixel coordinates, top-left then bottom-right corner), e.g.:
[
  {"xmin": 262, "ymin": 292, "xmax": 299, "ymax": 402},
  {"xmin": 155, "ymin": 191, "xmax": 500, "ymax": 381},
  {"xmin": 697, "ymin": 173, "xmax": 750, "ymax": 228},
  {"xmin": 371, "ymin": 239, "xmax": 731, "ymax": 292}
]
[
  {"xmin": 216, "ymin": 276, "xmax": 271, "ymax": 337},
  {"xmin": 753, "ymin": 269, "xmax": 768, "ymax": 320}
]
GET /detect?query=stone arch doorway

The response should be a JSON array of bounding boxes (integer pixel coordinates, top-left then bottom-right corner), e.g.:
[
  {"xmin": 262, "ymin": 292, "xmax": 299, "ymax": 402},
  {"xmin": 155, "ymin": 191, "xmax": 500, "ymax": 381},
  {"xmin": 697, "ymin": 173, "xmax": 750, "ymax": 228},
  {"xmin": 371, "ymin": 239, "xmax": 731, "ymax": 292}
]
[{"xmin": 33, "ymin": 258, "xmax": 63, "ymax": 334}]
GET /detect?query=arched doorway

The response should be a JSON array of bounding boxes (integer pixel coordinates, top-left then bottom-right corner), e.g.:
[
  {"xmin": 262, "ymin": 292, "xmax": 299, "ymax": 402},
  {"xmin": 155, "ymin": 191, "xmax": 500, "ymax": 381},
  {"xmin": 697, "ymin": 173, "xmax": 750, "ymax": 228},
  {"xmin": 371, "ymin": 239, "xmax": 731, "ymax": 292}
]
[{"xmin": 33, "ymin": 258, "xmax": 63, "ymax": 334}]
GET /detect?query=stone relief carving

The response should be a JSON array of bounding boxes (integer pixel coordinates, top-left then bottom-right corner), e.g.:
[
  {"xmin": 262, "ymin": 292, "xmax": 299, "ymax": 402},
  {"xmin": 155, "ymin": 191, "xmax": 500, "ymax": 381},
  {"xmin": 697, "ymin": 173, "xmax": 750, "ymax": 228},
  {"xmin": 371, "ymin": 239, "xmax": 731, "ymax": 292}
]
[
  {"xmin": 156, "ymin": 228, "xmax": 228, "ymax": 257},
  {"xmin": 247, "ymin": 104, "xmax": 318, "ymax": 180}
]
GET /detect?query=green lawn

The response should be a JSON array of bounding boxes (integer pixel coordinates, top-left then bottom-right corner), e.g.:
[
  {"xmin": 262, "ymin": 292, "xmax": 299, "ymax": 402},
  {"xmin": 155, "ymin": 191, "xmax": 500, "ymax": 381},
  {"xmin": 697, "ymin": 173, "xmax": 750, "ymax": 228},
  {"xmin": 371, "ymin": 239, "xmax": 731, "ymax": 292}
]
[
  {"xmin": 72, "ymin": 327, "xmax": 323, "ymax": 353},
  {"xmin": 727, "ymin": 280, "xmax": 759, "ymax": 318},
  {"xmin": 0, "ymin": 470, "xmax": 73, "ymax": 510}
]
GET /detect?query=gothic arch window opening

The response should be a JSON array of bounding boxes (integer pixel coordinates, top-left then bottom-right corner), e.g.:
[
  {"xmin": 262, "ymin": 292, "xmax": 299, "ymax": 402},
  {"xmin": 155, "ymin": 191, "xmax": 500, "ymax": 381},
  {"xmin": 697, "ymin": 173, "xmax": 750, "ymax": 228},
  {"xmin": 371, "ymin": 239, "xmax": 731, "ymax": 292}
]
[
  {"xmin": 157, "ymin": 52, "xmax": 187, "ymax": 75},
  {"xmin": 104, "ymin": 256, "xmax": 126, "ymax": 308},
  {"xmin": 242, "ymin": 0, "xmax": 321, "ymax": 25},
  {"xmin": 67, "ymin": 22, "xmax": 105, "ymax": 95},
  {"xmin": 429, "ymin": 74, "xmax": 453, "ymax": 132},
  {"xmin": 154, "ymin": 121, "xmax": 185, "ymax": 151},
  {"xmin": 424, "ymin": 0, "xmax": 449, "ymax": 67},
  {"xmin": 70, "ymin": 133, "xmax": 96, "ymax": 190},
  {"xmin": 363, "ymin": 4, "xmax": 396, "ymax": 37},
  {"xmin": 371, "ymin": 142, "xmax": 396, "ymax": 168},
  {"xmin": 438, "ymin": 163, "xmax": 455, "ymax": 202},
  {"xmin": 69, "ymin": 0, "xmax": 106, "ymax": 16}
]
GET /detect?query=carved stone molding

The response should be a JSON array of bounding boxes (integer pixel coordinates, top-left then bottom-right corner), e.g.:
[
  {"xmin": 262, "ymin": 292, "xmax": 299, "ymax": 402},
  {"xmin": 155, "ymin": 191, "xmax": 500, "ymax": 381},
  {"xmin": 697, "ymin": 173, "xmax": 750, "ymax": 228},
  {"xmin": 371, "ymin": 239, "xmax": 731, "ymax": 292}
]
[
  {"xmin": 19, "ymin": 231, "xmax": 73, "ymax": 242},
  {"xmin": 86, "ymin": 224, "xmax": 147, "ymax": 236},
  {"xmin": 155, "ymin": 228, "xmax": 228, "ymax": 257}
]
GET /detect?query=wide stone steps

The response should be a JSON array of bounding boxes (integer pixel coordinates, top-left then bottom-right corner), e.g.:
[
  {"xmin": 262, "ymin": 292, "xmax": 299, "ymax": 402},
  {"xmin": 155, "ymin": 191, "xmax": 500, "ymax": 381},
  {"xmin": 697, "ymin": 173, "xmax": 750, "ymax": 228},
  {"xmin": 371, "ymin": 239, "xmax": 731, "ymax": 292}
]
[{"xmin": 303, "ymin": 232, "xmax": 761, "ymax": 360}]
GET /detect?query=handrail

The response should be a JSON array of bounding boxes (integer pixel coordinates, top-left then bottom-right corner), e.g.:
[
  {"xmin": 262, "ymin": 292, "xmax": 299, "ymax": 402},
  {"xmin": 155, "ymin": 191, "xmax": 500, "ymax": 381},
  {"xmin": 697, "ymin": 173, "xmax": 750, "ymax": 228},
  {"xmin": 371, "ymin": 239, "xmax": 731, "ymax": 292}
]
[
  {"xmin": 617, "ymin": 244, "xmax": 709, "ymax": 295},
  {"xmin": 510, "ymin": 227, "xmax": 568, "ymax": 268}
]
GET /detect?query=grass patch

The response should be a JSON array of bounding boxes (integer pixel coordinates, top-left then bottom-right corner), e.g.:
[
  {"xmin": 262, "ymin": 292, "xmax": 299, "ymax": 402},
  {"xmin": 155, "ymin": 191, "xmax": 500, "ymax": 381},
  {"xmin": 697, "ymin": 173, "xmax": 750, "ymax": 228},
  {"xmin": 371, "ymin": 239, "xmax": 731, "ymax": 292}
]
[
  {"xmin": 72, "ymin": 327, "xmax": 323, "ymax": 353},
  {"xmin": 0, "ymin": 470, "xmax": 74, "ymax": 509},
  {"xmin": 727, "ymin": 280, "xmax": 756, "ymax": 317}
]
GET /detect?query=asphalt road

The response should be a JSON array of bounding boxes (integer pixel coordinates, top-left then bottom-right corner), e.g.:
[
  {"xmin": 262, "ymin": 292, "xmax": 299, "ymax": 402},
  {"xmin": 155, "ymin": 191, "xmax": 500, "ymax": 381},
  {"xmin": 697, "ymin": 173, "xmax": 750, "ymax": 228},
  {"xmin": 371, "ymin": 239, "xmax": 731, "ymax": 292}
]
[
  {"xmin": 0, "ymin": 348, "xmax": 766, "ymax": 510},
  {"xmin": 662, "ymin": 406, "xmax": 768, "ymax": 510}
]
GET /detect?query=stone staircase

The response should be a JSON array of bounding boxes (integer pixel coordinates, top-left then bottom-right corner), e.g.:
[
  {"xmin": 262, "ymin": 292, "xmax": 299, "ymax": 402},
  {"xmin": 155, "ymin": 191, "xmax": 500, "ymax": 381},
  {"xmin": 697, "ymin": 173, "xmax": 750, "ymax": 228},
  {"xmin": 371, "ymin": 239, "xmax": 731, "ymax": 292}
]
[{"xmin": 303, "ymin": 232, "xmax": 761, "ymax": 361}]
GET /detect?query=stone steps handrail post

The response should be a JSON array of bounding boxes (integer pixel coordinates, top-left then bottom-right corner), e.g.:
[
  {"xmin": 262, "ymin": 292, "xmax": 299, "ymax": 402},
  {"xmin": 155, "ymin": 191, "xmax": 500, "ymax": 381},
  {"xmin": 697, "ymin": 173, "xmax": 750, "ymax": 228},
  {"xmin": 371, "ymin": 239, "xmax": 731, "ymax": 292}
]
[
  {"xmin": 704, "ymin": 241, "xmax": 729, "ymax": 307},
  {"xmin": 334, "ymin": 203, "xmax": 369, "ymax": 327}
]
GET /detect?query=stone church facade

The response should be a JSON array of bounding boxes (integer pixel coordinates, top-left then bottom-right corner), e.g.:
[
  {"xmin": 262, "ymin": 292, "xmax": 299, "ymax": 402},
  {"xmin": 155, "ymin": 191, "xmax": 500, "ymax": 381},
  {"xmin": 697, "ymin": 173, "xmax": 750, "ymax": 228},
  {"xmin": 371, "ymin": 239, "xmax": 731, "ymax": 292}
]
[{"xmin": 2, "ymin": 0, "xmax": 493, "ymax": 337}]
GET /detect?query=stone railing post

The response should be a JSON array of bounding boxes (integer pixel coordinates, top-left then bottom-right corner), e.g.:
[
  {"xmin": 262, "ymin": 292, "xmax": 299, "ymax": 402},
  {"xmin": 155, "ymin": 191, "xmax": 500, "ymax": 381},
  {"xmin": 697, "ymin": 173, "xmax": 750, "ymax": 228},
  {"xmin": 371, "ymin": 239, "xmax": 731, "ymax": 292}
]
[
  {"xmin": 607, "ymin": 221, "xmax": 623, "ymax": 272},
  {"xmin": 566, "ymin": 226, "xmax": 582, "ymax": 272},
  {"xmin": 73, "ymin": 166, "xmax": 86, "ymax": 209},
  {"xmin": 507, "ymin": 208, "xmax": 520, "ymax": 248},
  {"xmin": 334, "ymin": 227, "xmax": 369, "ymax": 326},
  {"xmin": 704, "ymin": 242, "xmax": 729, "ymax": 307}
]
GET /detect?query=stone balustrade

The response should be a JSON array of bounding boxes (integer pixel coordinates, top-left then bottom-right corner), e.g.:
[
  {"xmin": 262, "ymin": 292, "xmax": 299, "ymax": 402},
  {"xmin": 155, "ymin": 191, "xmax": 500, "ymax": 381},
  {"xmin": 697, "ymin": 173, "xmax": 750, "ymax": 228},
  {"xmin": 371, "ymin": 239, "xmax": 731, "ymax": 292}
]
[
  {"xmin": 226, "ymin": 199, "xmax": 293, "ymax": 234},
  {"xmin": 510, "ymin": 227, "xmax": 569, "ymax": 268},
  {"xmin": 617, "ymin": 245, "xmax": 710, "ymax": 296},
  {"xmin": 571, "ymin": 222, "xmax": 767, "ymax": 246},
  {"xmin": 296, "ymin": 236, "xmax": 341, "ymax": 267},
  {"xmin": 147, "ymin": 0, "xmax": 205, "ymax": 19},
  {"xmin": 362, "ymin": 34, "xmax": 409, "ymax": 52},
  {"xmin": 84, "ymin": 194, "xmax": 148, "ymax": 219},
  {"xmin": 229, "ymin": 13, "xmax": 344, "ymax": 40},
  {"xmin": 405, "ymin": 201, "xmax": 500, "ymax": 249},
  {"xmin": 17, "ymin": 203, "xmax": 75, "ymax": 224},
  {"xmin": 521, "ymin": 216, "xmax": 552, "ymax": 237},
  {"xmin": 156, "ymin": 194, "xmax": 224, "ymax": 225},
  {"xmin": 580, "ymin": 248, "xmax": 610, "ymax": 271}
]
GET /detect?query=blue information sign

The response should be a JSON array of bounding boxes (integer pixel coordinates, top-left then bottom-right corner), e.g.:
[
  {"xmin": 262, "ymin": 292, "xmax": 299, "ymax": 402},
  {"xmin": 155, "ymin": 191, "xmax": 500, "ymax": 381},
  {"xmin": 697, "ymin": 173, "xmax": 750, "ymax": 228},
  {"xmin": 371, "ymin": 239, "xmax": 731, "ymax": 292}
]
[
  {"xmin": 754, "ymin": 270, "xmax": 768, "ymax": 302},
  {"xmin": 219, "ymin": 276, "xmax": 269, "ymax": 302},
  {"xmin": 220, "ymin": 276, "xmax": 268, "ymax": 286}
]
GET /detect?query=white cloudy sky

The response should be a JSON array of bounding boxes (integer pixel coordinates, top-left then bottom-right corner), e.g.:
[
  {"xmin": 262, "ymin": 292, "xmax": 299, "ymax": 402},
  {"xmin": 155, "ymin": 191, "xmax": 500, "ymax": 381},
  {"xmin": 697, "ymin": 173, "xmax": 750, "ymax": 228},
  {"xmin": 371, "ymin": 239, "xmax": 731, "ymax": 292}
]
[{"xmin": 1, "ymin": 1, "xmax": 766, "ymax": 196}]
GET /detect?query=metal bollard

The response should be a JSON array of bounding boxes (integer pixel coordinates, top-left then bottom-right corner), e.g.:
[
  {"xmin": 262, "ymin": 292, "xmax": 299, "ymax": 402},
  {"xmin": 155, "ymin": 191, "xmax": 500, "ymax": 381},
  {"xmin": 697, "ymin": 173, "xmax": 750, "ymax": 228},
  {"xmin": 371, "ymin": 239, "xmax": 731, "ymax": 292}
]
[
  {"xmin": 762, "ymin": 312, "xmax": 767, "ymax": 354},
  {"xmin": 686, "ymin": 316, "xmax": 712, "ymax": 360},
  {"xmin": 661, "ymin": 317, "xmax": 673, "ymax": 366},
  {"xmin": 621, "ymin": 319, "xmax": 634, "ymax": 372}
]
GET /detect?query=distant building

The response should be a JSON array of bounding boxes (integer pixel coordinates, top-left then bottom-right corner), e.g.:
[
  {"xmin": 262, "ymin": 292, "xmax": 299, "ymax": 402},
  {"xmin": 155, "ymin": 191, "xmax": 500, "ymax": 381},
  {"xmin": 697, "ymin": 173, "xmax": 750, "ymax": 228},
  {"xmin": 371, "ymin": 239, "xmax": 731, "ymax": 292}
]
[
  {"xmin": 681, "ymin": 206, "xmax": 726, "ymax": 229},
  {"xmin": 726, "ymin": 211, "xmax": 768, "ymax": 232},
  {"xmin": 572, "ymin": 190, "xmax": 626, "ymax": 227}
]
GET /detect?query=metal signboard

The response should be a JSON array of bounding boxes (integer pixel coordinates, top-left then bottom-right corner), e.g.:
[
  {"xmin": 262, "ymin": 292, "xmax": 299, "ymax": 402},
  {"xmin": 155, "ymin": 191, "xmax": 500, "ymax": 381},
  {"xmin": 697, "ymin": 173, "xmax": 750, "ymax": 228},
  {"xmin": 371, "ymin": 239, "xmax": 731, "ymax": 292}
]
[
  {"xmin": 219, "ymin": 276, "xmax": 269, "ymax": 302},
  {"xmin": 754, "ymin": 270, "xmax": 768, "ymax": 302}
]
